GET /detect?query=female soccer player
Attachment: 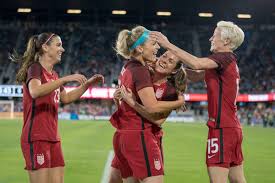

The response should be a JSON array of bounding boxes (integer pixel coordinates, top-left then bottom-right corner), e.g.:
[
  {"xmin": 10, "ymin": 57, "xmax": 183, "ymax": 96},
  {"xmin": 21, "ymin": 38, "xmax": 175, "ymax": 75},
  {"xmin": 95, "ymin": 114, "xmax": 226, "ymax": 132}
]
[
  {"xmin": 13, "ymin": 32, "xmax": 104, "ymax": 183},
  {"xmin": 110, "ymin": 25, "xmax": 185, "ymax": 183},
  {"xmin": 109, "ymin": 50, "xmax": 187, "ymax": 183},
  {"xmin": 151, "ymin": 21, "xmax": 247, "ymax": 183}
]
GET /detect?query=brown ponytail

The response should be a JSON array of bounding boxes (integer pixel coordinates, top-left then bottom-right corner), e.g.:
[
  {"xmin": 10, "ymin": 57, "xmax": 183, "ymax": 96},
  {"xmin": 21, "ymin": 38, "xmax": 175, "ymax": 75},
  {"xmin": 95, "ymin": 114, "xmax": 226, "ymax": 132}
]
[
  {"xmin": 11, "ymin": 32, "xmax": 57, "ymax": 83},
  {"xmin": 168, "ymin": 63, "xmax": 188, "ymax": 93}
]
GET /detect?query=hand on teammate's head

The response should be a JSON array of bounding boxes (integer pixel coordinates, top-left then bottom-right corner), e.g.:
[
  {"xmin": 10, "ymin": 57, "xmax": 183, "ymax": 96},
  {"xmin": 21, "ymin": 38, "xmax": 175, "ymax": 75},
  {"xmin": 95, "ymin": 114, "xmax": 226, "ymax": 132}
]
[{"xmin": 150, "ymin": 31, "xmax": 170, "ymax": 49}]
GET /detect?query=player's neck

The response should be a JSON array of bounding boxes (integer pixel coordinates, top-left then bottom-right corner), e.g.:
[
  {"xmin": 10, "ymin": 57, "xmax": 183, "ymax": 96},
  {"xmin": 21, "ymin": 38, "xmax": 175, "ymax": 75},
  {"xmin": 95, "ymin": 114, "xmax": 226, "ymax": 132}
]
[
  {"xmin": 216, "ymin": 47, "xmax": 232, "ymax": 53},
  {"xmin": 134, "ymin": 55, "xmax": 146, "ymax": 66},
  {"xmin": 39, "ymin": 57, "xmax": 54, "ymax": 74}
]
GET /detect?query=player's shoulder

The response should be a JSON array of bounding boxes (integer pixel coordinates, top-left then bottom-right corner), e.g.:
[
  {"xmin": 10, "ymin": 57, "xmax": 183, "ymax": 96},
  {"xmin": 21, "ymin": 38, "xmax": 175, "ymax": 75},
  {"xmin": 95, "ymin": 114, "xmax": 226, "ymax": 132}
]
[
  {"xmin": 166, "ymin": 81, "xmax": 177, "ymax": 94},
  {"xmin": 166, "ymin": 80, "xmax": 174, "ymax": 88},
  {"xmin": 28, "ymin": 62, "xmax": 42, "ymax": 70},
  {"xmin": 210, "ymin": 52, "xmax": 237, "ymax": 62},
  {"xmin": 163, "ymin": 81, "xmax": 178, "ymax": 101},
  {"xmin": 127, "ymin": 59, "xmax": 145, "ymax": 68},
  {"xmin": 127, "ymin": 59, "xmax": 149, "ymax": 74},
  {"xmin": 27, "ymin": 62, "xmax": 43, "ymax": 76}
]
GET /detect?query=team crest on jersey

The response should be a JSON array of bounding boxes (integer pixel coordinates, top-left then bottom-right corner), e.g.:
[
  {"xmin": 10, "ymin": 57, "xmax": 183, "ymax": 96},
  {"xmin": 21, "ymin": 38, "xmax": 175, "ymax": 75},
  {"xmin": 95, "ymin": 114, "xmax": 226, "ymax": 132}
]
[
  {"xmin": 154, "ymin": 158, "xmax": 161, "ymax": 170},
  {"xmin": 37, "ymin": 154, "xmax": 45, "ymax": 165},
  {"xmin": 155, "ymin": 88, "xmax": 164, "ymax": 99}
]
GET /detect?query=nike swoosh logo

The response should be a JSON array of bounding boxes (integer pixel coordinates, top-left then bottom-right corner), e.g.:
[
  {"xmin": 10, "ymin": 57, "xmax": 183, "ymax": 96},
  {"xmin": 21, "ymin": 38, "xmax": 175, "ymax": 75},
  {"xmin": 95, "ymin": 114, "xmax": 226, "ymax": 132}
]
[{"xmin": 208, "ymin": 154, "xmax": 216, "ymax": 159}]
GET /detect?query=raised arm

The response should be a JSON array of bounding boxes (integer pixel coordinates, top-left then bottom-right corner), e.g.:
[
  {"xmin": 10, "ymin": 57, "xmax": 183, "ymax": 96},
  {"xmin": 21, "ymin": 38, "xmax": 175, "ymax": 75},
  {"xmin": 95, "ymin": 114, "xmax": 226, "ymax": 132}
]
[
  {"xmin": 150, "ymin": 32, "xmax": 219, "ymax": 70},
  {"xmin": 137, "ymin": 87, "xmax": 184, "ymax": 113},
  {"xmin": 28, "ymin": 74, "xmax": 87, "ymax": 99},
  {"xmin": 60, "ymin": 74, "xmax": 104, "ymax": 104},
  {"xmin": 117, "ymin": 86, "xmax": 172, "ymax": 125},
  {"xmin": 184, "ymin": 68, "xmax": 205, "ymax": 82}
]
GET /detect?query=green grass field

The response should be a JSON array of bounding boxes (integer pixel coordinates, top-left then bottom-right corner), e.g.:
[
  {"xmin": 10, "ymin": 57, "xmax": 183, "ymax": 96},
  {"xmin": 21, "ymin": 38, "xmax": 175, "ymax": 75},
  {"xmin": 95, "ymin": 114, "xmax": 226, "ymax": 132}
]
[{"xmin": 0, "ymin": 119, "xmax": 274, "ymax": 183}]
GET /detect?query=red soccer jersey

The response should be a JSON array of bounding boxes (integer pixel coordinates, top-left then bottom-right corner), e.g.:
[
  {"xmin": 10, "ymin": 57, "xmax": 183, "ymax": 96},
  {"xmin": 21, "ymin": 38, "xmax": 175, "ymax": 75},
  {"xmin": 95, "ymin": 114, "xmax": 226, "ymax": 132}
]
[
  {"xmin": 205, "ymin": 52, "xmax": 241, "ymax": 128},
  {"xmin": 110, "ymin": 58, "xmax": 179, "ymax": 130},
  {"xmin": 152, "ymin": 81, "xmax": 178, "ymax": 132},
  {"xmin": 153, "ymin": 82, "xmax": 177, "ymax": 102},
  {"xmin": 21, "ymin": 63, "xmax": 64, "ymax": 143},
  {"xmin": 110, "ymin": 59, "xmax": 153, "ymax": 130}
]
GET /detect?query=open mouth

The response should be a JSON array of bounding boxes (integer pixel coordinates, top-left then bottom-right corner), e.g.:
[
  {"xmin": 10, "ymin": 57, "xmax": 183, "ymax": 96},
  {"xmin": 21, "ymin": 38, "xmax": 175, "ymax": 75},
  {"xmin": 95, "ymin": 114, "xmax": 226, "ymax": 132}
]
[{"xmin": 158, "ymin": 62, "xmax": 165, "ymax": 69}]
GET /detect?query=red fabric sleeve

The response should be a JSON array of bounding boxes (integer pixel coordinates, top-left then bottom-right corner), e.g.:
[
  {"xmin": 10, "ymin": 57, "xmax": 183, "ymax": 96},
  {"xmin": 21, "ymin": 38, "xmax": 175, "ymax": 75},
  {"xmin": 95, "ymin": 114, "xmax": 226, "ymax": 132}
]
[
  {"xmin": 132, "ymin": 66, "xmax": 153, "ymax": 92},
  {"xmin": 164, "ymin": 83, "xmax": 178, "ymax": 101},
  {"xmin": 26, "ymin": 63, "xmax": 42, "ymax": 86},
  {"xmin": 208, "ymin": 52, "xmax": 235, "ymax": 71}
]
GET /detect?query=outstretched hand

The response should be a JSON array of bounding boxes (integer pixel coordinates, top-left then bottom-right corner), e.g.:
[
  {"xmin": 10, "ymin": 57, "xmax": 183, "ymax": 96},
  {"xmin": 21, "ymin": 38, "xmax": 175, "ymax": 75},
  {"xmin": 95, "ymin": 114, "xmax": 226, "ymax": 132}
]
[
  {"xmin": 63, "ymin": 74, "xmax": 87, "ymax": 85},
  {"xmin": 86, "ymin": 74, "xmax": 104, "ymax": 86}
]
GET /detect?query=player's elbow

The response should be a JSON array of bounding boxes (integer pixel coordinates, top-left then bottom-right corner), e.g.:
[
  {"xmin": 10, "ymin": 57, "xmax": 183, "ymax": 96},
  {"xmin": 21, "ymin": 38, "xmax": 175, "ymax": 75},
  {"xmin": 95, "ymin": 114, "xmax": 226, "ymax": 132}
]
[
  {"xmin": 60, "ymin": 96, "xmax": 71, "ymax": 105},
  {"xmin": 29, "ymin": 90, "xmax": 40, "ymax": 99},
  {"xmin": 189, "ymin": 61, "xmax": 203, "ymax": 70}
]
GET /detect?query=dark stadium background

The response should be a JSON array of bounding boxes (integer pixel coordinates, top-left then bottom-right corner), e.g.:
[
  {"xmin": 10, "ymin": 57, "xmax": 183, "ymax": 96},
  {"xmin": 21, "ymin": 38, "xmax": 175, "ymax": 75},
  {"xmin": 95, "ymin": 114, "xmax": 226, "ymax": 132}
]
[{"xmin": 0, "ymin": 0, "xmax": 274, "ymax": 182}]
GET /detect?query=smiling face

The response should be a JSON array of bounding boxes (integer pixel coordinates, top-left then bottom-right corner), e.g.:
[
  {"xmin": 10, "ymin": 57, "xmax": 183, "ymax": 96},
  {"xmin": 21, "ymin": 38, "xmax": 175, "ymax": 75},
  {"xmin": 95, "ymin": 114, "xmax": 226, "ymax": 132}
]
[
  {"xmin": 141, "ymin": 37, "xmax": 160, "ymax": 64},
  {"xmin": 43, "ymin": 36, "xmax": 65, "ymax": 63},
  {"xmin": 209, "ymin": 27, "xmax": 225, "ymax": 53},
  {"xmin": 155, "ymin": 51, "xmax": 179, "ymax": 75}
]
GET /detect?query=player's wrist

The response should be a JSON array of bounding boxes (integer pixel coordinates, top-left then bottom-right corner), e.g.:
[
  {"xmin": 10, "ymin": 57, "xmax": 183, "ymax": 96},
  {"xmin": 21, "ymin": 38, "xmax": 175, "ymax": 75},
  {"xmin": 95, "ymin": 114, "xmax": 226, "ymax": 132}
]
[{"xmin": 60, "ymin": 77, "xmax": 67, "ymax": 85}]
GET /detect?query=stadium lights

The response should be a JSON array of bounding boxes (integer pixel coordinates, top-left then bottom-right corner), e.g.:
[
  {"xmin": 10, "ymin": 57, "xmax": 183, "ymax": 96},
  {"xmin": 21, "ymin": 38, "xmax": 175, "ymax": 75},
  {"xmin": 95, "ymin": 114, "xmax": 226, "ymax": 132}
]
[
  {"xmin": 156, "ymin": 11, "xmax": 172, "ymax": 16},
  {"xmin": 67, "ymin": 9, "xmax": 82, "ymax": 14},
  {"xmin": 112, "ymin": 10, "xmax": 127, "ymax": 15},
  {"xmin": 237, "ymin": 14, "xmax": 252, "ymax": 19},
  {"xmin": 17, "ymin": 8, "xmax": 31, "ymax": 13},
  {"xmin": 198, "ymin": 13, "xmax": 213, "ymax": 17}
]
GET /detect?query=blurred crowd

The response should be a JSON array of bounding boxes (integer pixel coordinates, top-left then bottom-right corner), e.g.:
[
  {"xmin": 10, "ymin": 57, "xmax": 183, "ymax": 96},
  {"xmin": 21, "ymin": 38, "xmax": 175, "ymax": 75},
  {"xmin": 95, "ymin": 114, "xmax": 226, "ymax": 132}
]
[
  {"xmin": 0, "ymin": 20, "xmax": 274, "ymax": 93},
  {"xmin": 238, "ymin": 102, "xmax": 275, "ymax": 127},
  {"xmin": 0, "ymin": 20, "xmax": 274, "ymax": 126}
]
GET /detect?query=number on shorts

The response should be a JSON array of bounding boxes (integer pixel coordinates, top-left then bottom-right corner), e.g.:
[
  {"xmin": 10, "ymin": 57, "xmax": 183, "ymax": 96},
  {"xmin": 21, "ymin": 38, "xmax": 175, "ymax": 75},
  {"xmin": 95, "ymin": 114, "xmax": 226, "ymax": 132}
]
[{"xmin": 207, "ymin": 138, "xmax": 219, "ymax": 154}]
